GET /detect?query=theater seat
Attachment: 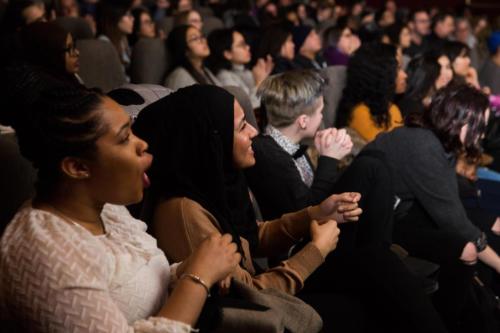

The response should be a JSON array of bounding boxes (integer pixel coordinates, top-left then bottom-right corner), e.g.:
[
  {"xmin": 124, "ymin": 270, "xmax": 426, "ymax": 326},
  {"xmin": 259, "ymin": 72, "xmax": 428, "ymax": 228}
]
[
  {"xmin": 76, "ymin": 39, "xmax": 127, "ymax": 92},
  {"xmin": 54, "ymin": 17, "xmax": 94, "ymax": 40},
  {"xmin": 223, "ymin": 86, "xmax": 258, "ymax": 130},
  {"xmin": 321, "ymin": 65, "xmax": 346, "ymax": 128},
  {"xmin": 0, "ymin": 133, "xmax": 36, "ymax": 236},
  {"xmin": 202, "ymin": 16, "xmax": 224, "ymax": 36},
  {"xmin": 158, "ymin": 16, "xmax": 174, "ymax": 37},
  {"xmin": 130, "ymin": 38, "xmax": 169, "ymax": 85}
]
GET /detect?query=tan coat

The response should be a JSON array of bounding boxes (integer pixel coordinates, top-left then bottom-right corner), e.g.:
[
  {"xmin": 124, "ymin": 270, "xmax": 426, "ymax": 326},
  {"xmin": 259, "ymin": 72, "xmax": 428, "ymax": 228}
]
[{"xmin": 153, "ymin": 197, "xmax": 324, "ymax": 295}]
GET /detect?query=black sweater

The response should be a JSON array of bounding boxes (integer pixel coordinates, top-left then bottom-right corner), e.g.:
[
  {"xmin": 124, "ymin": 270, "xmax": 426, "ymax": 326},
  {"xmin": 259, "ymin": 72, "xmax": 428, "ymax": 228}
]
[
  {"xmin": 366, "ymin": 126, "xmax": 482, "ymax": 242},
  {"xmin": 245, "ymin": 135, "xmax": 338, "ymax": 220}
]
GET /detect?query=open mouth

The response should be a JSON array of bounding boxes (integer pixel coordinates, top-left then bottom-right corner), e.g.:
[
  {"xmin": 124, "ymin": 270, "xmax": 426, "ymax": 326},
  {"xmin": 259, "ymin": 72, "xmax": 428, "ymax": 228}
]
[{"xmin": 142, "ymin": 154, "xmax": 153, "ymax": 188}]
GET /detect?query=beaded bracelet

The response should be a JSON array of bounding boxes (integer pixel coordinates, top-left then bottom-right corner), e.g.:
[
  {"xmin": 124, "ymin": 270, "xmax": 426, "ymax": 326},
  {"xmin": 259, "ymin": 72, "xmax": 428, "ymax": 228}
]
[{"xmin": 180, "ymin": 273, "xmax": 211, "ymax": 297}]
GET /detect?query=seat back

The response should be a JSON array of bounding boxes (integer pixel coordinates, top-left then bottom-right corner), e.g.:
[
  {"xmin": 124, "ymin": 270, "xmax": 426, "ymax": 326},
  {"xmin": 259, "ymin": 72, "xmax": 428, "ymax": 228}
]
[
  {"xmin": 321, "ymin": 65, "xmax": 347, "ymax": 128},
  {"xmin": 76, "ymin": 39, "xmax": 127, "ymax": 92},
  {"xmin": 54, "ymin": 17, "xmax": 94, "ymax": 40},
  {"xmin": 202, "ymin": 16, "xmax": 224, "ymax": 36},
  {"xmin": 0, "ymin": 133, "xmax": 36, "ymax": 235},
  {"xmin": 130, "ymin": 38, "xmax": 169, "ymax": 85},
  {"xmin": 223, "ymin": 85, "xmax": 258, "ymax": 130},
  {"xmin": 158, "ymin": 16, "xmax": 174, "ymax": 37}
]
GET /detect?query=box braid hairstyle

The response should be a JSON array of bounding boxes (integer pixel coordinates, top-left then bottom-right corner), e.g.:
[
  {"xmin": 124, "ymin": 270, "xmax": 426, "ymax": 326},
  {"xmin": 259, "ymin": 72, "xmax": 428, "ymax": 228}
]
[{"xmin": 0, "ymin": 64, "xmax": 107, "ymax": 197}]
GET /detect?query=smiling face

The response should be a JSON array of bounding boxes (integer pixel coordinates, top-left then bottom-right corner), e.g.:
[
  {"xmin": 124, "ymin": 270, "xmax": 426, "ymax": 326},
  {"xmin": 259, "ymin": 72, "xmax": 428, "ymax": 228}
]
[
  {"xmin": 84, "ymin": 97, "xmax": 152, "ymax": 205},
  {"xmin": 232, "ymin": 100, "xmax": 258, "ymax": 169}
]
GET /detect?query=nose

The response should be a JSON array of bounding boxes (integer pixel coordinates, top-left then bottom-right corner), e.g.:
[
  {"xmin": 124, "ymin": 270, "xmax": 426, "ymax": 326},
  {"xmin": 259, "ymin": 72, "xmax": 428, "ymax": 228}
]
[{"xmin": 249, "ymin": 124, "xmax": 258, "ymax": 139}]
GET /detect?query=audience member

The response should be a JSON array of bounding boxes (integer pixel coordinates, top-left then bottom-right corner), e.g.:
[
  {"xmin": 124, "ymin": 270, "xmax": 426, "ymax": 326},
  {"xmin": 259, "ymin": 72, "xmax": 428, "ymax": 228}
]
[
  {"xmin": 257, "ymin": 22, "xmax": 298, "ymax": 74},
  {"xmin": 398, "ymin": 54, "xmax": 453, "ymax": 117},
  {"xmin": 367, "ymin": 84, "xmax": 500, "ymax": 331},
  {"xmin": 444, "ymin": 41, "xmax": 481, "ymax": 89},
  {"xmin": 164, "ymin": 24, "xmax": 220, "ymax": 90},
  {"xmin": 18, "ymin": 21, "xmax": 83, "ymax": 87},
  {"xmin": 133, "ymin": 84, "xmax": 448, "ymax": 333},
  {"xmin": 96, "ymin": 0, "xmax": 135, "ymax": 78},
  {"xmin": 337, "ymin": 42, "xmax": 407, "ymax": 142},
  {"xmin": 292, "ymin": 25, "xmax": 327, "ymax": 70},
  {"xmin": 206, "ymin": 28, "xmax": 273, "ymax": 109},
  {"xmin": 406, "ymin": 8, "xmax": 431, "ymax": 57},
  {"xmin": 0, "ymin": 64, "xmax": 240, "ymax": 332},
  {"xmin": 425, "ymin": 12, "xmax": 455, "ymax": 53},
  {"xmin": 479, "ymin": 31, "xmax": 500, "ymax": 95},
  {"xmin": 322, "ymin": 23, "xmax": 360, "ymax": 66},
  {"xmin": 129, "ymin": 6, "xmax": 157, "ymax": 46},
  {"xmin": 173, "ymin": 9, "xmax": 203, "ymax": 31}
]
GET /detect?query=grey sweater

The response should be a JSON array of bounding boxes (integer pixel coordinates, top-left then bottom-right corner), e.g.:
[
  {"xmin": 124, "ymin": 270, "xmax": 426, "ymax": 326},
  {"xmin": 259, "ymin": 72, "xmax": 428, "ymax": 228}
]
[{"xmin": 366, "ymin": 126, "xmax": 482, "ymax": 242}]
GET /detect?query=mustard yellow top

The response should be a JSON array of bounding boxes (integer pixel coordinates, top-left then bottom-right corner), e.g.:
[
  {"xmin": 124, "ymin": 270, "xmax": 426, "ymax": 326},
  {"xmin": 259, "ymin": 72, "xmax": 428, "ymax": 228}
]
[{"xmin": 348, "ymin": 103, "xmax": 404, "ymax": 142}]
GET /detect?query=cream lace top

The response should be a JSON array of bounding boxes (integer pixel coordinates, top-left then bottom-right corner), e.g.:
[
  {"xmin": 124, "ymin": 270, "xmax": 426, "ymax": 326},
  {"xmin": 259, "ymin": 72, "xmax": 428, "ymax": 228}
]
[{"xmin": 0, "ymin": 203, "xmax": 194, "ymax": 333}]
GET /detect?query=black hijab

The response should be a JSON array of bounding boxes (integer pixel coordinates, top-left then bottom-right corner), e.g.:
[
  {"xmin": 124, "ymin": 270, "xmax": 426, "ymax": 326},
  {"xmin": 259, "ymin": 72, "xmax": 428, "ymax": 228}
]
[{"xmin": 132, "ymin": 85, "xmax": 259, "ymax": 252}]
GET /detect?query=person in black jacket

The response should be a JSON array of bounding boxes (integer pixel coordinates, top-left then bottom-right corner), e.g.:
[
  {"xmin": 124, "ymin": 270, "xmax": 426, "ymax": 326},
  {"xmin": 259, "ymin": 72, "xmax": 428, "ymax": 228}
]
[
  {"xmin": 245, "ymin": 69, "xmax": 353, "ymax": 220},
  {"xmin": 367, "ymin": 84, "xmax": 500, "ymax": 331}
]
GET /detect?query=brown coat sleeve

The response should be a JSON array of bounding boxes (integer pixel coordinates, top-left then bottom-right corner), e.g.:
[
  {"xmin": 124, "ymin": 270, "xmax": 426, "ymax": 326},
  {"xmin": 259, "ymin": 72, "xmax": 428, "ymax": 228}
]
[{"xmin": 152, "ymin": 197, "xmax": 324, "ymax": 295}]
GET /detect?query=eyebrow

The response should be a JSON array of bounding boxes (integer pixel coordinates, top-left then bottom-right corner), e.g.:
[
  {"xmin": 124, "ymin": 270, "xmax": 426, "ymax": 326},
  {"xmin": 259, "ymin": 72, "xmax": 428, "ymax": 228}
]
[
  {"xmin": 237, "ymin": 116, "xmax": 247, "ymax": 130},
  {"xmin": 116, "ymin": 119, "xmax": 131, "ymax": 137}
]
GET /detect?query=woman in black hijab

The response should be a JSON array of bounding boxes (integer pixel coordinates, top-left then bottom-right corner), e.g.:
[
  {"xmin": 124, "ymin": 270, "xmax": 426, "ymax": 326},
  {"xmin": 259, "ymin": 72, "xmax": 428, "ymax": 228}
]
[{"xmin": 133, "ymin": 85, "xmax": 447, "ymax": 333}]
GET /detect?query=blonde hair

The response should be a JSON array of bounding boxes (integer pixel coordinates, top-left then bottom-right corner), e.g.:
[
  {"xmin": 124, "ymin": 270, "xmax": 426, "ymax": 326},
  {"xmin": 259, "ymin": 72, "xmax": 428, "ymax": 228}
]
[{"xmin": 258, "ymin": 69, "xmax": 325, "ymax": 127}]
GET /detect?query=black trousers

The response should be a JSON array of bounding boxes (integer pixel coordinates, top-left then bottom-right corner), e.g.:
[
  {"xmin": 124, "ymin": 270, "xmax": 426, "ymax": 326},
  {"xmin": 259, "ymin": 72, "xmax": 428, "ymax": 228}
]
[
  {"xmin": 393, "ymin": 202, "xmax": 474, "ymax": 333},
  {"xmin": 297, "ymin": 151, "xmax": 447, "ymax": 333}
]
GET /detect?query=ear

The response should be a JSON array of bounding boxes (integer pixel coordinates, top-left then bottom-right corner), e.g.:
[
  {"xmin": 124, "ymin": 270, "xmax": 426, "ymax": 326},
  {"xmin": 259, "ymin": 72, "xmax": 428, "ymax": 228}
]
[
  {"xmin": 223, "ymin": 49, "xmax": 233, "ymax": 61},
  {"xmin": 60, "ymin": 157, "xmax": 91, "ymax": 180},
  {"xmin": 297, "ymin": 114, "xmax": 309, "ymax": 130}
]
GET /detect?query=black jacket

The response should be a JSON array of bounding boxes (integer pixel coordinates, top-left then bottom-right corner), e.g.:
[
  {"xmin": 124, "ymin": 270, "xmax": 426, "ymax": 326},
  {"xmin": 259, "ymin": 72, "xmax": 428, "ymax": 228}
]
[{"xmin": 245, "ymin": 135, "xmax": 338, "ymax": 220}]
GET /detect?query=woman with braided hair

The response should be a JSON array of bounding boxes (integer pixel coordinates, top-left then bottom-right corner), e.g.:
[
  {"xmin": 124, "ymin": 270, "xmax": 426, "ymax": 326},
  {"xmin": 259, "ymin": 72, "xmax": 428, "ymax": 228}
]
[{"xmin": 0, "ymin": 65, "xmax": 241, "ymax": 332}]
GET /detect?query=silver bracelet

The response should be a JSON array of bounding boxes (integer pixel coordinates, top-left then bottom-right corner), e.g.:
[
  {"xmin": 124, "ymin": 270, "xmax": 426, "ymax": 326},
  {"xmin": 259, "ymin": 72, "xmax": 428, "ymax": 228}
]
[{"xmin": 180, "ymin": 273, "xmax": 211, "ymax": 297}]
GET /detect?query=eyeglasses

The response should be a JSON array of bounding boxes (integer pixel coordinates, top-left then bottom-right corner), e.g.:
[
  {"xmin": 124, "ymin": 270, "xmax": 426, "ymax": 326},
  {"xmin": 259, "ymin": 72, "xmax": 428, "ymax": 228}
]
[
  {"xmin": 187, "ymin": 34, "xmax": 206, "ymax": 44},
  {"xmin": 63, "ymin": 43, "xmax": 78, "ymax": 57}
]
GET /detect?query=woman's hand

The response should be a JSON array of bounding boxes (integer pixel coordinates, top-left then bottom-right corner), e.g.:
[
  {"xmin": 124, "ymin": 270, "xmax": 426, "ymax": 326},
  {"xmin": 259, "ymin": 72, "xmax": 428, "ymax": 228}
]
[
  {"xmin": 182, "ymin": 233, "xmax": 241, "ymax": 287},
  {"xmin": 310, "ymin": 220, "xmax": 340, "ymax": 258},
  {"xmin": 310, "ymin": 192, "xmax": 362, "ymax": 223},
  {"xmin": 253, "ymin": 55, "xmax": 274, "ymax": 87},
  {"xmin": 314, "ymin": 128, "xmax": 353, "ymax": 160}
]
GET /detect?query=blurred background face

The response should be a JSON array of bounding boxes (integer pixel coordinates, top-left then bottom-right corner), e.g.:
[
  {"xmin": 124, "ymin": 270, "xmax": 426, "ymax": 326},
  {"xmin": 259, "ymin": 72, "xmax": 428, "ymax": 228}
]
[
  {"xmin": 118, "ymin": 11, "xmax": 134, "ymax": 35},
  {"xmin": 436, "ymin": 55, "xmax": 453, "ymax": 90},
  {"xmin": 187, "ymin": 10, "xmax": 203, "ymax": 31},
  {"xmin": 337, "ymin": 28, "xmax": 359, "ymax": 55},
  {"xmin": 64, "ymin": 34, "xmax": 80, "ymax": 74},
  {"xmin": 60, "ymin": 0, "xmax": 79, "ymax": 17},
  {"xmin": 301, "ymin": 30, "xmax": 322, "ymax": 54},
  {"xmin": 452, "ymin": 50, "xmax": 471, "ymax": 76},
  {"xmin": 413, "ymin": 12, "xmax": 430, "ymax": 36},
  {"xmin": 178, "ymin": 0, "xmax": 193, "ymax": 12},
  {"xmin": 22, "ymin": 2, "xmax": 46, "ymax": 24},
  {"xmin": 139, "ymin": 12, "xmax": 155, "ymax": 38},
  {"xmin": 280, "ymin": 34, "xmax": 295, "ymax": 60},
  {"xmin": 395, "ymin": 49, "xmax": 407, "ymax": 94},
  {"xmin": 225, "ymin": 31, "xmax": 251, "ymax": 65},
  {"xmin": 399, "ymin": 27, "xmax": 411, "ymax": 49},
  {"xmin": 186, "ymin": 26, "xmax": 210, "ymax": 59},
  {"xmin": 455, "ymin": 20, "xmax": 471, "ymax": 44},
  {"xmin": 436, "ymin": 16, "xmax": 455, "ymax": 38}
]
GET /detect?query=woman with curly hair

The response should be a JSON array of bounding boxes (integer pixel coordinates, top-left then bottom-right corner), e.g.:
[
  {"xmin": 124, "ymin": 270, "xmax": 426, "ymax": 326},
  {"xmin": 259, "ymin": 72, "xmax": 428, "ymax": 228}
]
[{"xmin": 337, "ymin": 42, "xmax": 407, "ymax": 142}]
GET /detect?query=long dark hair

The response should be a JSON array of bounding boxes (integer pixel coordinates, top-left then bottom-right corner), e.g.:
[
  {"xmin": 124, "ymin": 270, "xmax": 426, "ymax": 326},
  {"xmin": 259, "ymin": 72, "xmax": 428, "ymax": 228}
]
[
  {"xmin": 255, "ymin": 21, "xmax": 293, "ymax": 60},
  {"xmin": 404, "ymin": 54, "xmax": 441, "ymax": 102},
  {"xmin": 129, "ymin": 6, "xmax": 152, "ymax": 46},
  {"xmin": 443, "ymin": 40, "xmax": 470, "ymax": 84},
  {"xmin": 206, "ymin": 28, "xmax": 236, "ymax": 75},
  {"xmin": 96, "ymin": 0, "xmax": 133, "ymax": 58},
  {"xmin": 337, "ymin": 42, "xmax": 398, "ymax": 128},
  {"xmin": 167, "ymin": 24, "xmax": 211, "ymax": 85},
  {"xmin": 406, "ymin": 84, "xmax": 489, "ymax": 161}
]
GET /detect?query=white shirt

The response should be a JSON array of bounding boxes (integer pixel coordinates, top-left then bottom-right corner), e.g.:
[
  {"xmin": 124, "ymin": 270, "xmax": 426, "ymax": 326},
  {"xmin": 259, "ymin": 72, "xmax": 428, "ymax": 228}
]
[{"xmin": 0, "ymin": 203, "xmax": 194, "ymax": 333}]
